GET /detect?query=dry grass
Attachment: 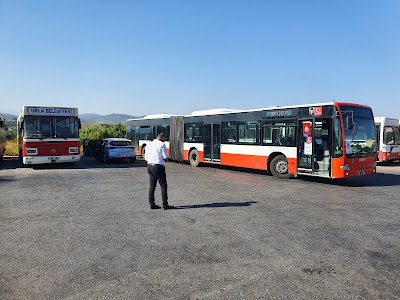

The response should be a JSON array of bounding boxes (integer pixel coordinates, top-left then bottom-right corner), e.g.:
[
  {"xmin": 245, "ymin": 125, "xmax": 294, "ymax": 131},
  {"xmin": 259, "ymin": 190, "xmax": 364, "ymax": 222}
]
[
  {"xmin": 3, "ymin": 141, "xmax": 83, "ymax": 156},
  {"xmin": 5, "ymin": 140, "xmax": 18, "ymax": 156}
]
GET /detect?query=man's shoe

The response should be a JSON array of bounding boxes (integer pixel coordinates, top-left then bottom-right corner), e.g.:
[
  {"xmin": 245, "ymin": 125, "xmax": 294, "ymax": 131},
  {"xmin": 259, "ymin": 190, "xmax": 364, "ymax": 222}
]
[
  {"xmin": 151, "ymin": 205, "xmax": 161, "ymax": 209},
  {"xmin": 163, "ymin": 205, "xmax": 176, "ymax": 210}
]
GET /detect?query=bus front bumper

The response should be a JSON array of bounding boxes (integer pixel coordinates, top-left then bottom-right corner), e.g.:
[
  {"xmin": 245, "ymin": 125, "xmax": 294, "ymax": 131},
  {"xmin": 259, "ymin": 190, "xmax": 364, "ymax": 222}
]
[{"xmin": 23, "ymin": 155, "xmax": 81, "ymax": 164}]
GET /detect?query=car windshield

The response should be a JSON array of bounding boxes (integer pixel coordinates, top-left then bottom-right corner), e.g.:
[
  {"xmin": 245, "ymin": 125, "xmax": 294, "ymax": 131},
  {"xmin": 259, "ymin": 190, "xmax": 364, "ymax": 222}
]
[
  {"xmin": 110, "ymin": 141, "xmax": 132, "ymax": 146},
  {"xmin": 340, "ymin": 105, "xmax": 377, "ymax": 158}
]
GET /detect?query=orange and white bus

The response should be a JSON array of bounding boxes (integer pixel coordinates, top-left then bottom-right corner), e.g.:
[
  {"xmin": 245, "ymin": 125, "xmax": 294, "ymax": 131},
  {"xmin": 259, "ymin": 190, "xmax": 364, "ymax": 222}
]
[
  {"xmin": 127, "ymin": 102, "xmax": 377, "ymax": 179},
  {"xmin": 374, "ymin": 117, "xmax": 400, "ymax": 162},
  {"xmin": 0, "ymin": 113, "xmax": 6, "ymax": 161},
  {"xmin": 17, "ymin": 106, "xmax": 81, "ymax": 165}
]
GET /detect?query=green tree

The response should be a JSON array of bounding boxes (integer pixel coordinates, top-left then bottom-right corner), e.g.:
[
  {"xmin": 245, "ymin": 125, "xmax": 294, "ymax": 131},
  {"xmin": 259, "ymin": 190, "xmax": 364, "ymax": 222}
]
[
  {"xmin": 79, "ymin": 124, "xmax": 126, "ymax": 144},
  {"xmin": 6, "ymin": 131, "xmax": 17, "ymax": 141}
]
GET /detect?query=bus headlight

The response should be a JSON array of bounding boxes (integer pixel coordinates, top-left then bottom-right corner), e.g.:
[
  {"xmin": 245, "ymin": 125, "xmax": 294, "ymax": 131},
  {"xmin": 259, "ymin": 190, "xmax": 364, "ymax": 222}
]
[
  {"xmin": 340, "ymin": 165, "xmax": 351, "ymax": 171},
  {"xmin": 26, "ymin": 148, "xmax": 38, "ymax": 155},
  {"xmin": 69, "ymin": 147, "xmax": 79, "ymax": 154}
]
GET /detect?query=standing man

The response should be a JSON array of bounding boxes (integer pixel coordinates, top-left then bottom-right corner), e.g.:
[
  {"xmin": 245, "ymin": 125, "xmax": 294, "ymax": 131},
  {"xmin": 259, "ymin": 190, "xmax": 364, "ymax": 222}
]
[{"xmin": 145, "ymin": 133, "xmax": 175, "ymax": 210}]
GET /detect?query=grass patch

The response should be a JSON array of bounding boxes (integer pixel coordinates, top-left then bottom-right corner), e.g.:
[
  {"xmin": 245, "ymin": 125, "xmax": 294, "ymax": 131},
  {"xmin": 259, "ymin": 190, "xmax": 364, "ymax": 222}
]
[{"xmin": 5, "ymin": 140, "xmax": 18, "ymax": 156}]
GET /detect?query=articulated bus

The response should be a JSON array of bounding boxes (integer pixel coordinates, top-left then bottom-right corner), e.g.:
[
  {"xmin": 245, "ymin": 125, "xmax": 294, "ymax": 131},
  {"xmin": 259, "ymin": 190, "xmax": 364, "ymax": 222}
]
[
  {"xmin": 127, "ymin": 102, "xmax": 377, "ymax": 179},
  {"xmin": 374, "ymin": 117, "xmax": 400, "ymax": 162},
  {"xmin": 17, "ymin": 106, "xmax": 81, "ymax": 165},
  {"xmin": 0, "ymin": 113, "xmax": 6, "ymax": 161}
]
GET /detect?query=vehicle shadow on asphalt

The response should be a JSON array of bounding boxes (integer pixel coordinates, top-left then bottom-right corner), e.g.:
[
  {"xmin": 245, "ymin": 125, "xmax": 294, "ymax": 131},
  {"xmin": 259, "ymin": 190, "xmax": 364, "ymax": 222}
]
[
  {"xmin": 298, "ymin": 173, "xmax": 400, "ymax": 187},
  {"xmin": 191, "ymin": 162, "xmax": 270, "ymax": 175},
  {"xmin": 176, "ymin": 201, "xmax": 258, "ymax": 209},
  {"xmin": 0, "ymin": 156, "xmax": 147, "ymax": 170},
  {"xmin": 0, "ymin": 176, "xmax": 16, "ymax": 183}
]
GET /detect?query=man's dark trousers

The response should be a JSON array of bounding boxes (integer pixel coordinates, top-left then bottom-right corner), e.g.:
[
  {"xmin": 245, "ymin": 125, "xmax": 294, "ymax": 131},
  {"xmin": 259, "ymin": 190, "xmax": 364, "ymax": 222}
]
[{"xmin": 147, "ymin": 164, "xmax": 168, "ymax": 207}]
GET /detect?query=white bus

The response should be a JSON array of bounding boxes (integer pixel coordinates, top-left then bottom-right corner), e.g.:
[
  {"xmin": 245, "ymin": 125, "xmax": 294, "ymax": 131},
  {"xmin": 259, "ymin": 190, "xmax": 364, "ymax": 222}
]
[
  {"xmin": 127, "ymin": 102, "xmax": 377, "ymax": 179},
  {"xmin": 17, "ymin": 106, "xmax": 81, "ymax": 165},
  {"xmin": 0, "ymin": 113, "xmax": 6, "ymax": 161},
  {"xmin": 374, "ymin": 117, "xmax": 400, "ymax": 162}
]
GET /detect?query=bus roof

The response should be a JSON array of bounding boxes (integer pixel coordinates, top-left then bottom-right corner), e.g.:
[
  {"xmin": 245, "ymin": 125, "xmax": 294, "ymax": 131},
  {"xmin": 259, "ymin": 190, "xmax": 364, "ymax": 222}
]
[
  {"xmin": 374, "ymin": 116, "xmax": 400, "ymax": 126},
  {"xmin": 189, "ymin": 101, "xmax": 374, "ymax": 117},
  {"xmin": 127, "ymin": 101, "xmax": 372, "ymax": 121}
]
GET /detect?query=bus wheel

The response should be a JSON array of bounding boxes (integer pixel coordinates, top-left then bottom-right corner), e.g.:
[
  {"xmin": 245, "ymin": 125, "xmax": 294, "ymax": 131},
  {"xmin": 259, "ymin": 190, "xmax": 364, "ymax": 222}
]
[
  {"xmin": 189, "ymin": 149, "xmax": 200, "ymax": 167},
  {"xmin": 141, "ymin": 146, "xmax": 146, "ymax": 160},
  {"xmin": 270, "ymin": 155, "xmax": 292, "ymax": 179}
]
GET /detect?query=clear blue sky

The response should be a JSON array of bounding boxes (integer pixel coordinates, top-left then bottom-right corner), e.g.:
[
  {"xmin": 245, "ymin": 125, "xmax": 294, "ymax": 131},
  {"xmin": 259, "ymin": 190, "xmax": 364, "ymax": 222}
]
[{"xmin": 1, "ymin": 0, "xmax": 399, "ymax": 118}]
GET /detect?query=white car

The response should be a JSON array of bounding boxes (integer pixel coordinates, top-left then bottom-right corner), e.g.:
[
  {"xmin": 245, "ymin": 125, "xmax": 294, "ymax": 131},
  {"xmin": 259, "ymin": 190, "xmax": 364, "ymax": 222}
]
[{"xmin": 100, "ymin": 138, "xmax": 136, "ymax": 163}]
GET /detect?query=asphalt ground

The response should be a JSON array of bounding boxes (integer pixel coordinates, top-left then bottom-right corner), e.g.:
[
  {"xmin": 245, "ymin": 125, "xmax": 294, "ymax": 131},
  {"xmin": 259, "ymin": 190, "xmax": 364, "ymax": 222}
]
[{"xmin": 1, "ymin": 157, "xmax": 400, "ymax": 299}]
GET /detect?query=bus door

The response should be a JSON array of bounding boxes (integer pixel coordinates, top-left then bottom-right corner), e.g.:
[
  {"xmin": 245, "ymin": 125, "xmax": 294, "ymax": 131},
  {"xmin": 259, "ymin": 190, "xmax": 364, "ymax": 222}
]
[
  {"xmin": 298, "ymin": 118, "xmax": 332, "ymax": 176},
  {"xmin": 129, "ymin": 125, "xmax": 140, "ymax": 153},
  {"xmin": 204, "ymin": 123, "xmax": 221, "ymax": 162}
]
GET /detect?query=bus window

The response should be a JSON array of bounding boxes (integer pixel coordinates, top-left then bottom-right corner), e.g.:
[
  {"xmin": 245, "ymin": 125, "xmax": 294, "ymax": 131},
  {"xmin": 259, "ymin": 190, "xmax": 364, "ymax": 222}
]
[
  {"xmin": 262, "ymin": 122, "xmax": 295, "ymax": 146},
  {"xmin": 394, "ymin": 127, "xmax": 400, "ymax": 145},
  {"xmin": 333, "ymin": 117, "xmax": 343, "ymax": 157},
  {"xmin": 161, "ymin": 125, "xmax": 170, "ymax": 141},
  {"xmin": 238, "ymin": 121, "xmax": 260, "ymax": 145},
  {"xmin": 185, "ymin": 123, "xmax": 203, "ymax": 143},
  {"xmin": 139, "ymin": 126, "xmax": 152, "ymax": 140},
  {"xmin": 221, "ymin": 121, "xmax": 237, "ymax": 144},
  {"xmin": 384, "ymin": 127, "xmax": 395, "ymax": 145}
]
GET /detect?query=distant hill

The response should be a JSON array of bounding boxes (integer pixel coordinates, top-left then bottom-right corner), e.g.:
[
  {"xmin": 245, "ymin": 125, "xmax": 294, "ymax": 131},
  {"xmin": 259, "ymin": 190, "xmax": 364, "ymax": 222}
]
[
  {"xmin": 2, "ymin": 113, "xmax": 18, "ymax": 120},
  {"xmin": 80, "ymin": 113, "xmax": 139, "ymax": 124}
]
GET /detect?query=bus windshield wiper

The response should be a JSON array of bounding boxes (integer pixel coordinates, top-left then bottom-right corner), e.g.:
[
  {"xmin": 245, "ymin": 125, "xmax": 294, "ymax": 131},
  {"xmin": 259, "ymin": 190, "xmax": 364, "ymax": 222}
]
[{"xmin": 54, "ymin": 130, "xmax": 67, "ymax": 139}]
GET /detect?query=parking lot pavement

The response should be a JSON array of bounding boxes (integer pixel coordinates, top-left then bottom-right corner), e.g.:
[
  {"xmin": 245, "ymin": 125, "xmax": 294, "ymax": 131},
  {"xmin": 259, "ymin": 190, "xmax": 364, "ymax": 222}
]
[{"xmin": 1, "ymin": 157, "xmax": 400, "ymax": 299}]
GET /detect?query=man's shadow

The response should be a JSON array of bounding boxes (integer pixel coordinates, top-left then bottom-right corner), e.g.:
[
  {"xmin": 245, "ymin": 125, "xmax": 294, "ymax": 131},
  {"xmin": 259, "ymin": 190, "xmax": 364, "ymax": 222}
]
[{"xmin": 176, "ymin": 201, "xmax": 258, "ymax": 209}]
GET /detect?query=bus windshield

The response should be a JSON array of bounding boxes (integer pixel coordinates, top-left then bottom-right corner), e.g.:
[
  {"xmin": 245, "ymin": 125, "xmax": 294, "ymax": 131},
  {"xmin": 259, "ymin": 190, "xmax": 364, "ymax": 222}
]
[
  {"xmin": 340, "ymin": 105, "xmax": 377, "ymax": 158},
  {"xmin": 383, "ymin": 126, "xmax": 400, "ymax": 145},
  {"xmin": 24, "ymin": 116, "xmax": 79, "ymax": 139}
]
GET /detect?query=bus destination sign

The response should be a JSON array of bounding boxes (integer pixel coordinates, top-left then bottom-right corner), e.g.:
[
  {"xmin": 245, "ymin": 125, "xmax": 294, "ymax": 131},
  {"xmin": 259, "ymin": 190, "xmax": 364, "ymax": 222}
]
[
  {"xmin": 27, "ymin": 107, "xmax": 75, "ymax": 116},
  {"xmin": 263, "ymin": 109, "xmax": 294, "ymax": 119}
]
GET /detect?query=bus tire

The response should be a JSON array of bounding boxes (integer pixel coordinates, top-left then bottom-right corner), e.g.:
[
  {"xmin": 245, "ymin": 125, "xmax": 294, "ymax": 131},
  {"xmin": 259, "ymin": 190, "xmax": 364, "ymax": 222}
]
[
  {"xmin": 189, "ymin": 149, "xmax": 200, "ymax": 167},
  {"xmin": 141, "ymin": 146, "xmax": 146, "ymax": 160},
  {"xmin": 270, "ymin": 155, "xmax": 292, "ymax": 179}
]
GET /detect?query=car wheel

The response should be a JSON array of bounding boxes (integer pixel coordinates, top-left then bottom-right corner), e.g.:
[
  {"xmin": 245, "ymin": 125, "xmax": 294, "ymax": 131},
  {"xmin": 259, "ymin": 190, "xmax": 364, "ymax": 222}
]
[
  {"xmin": 270, "ymin": 155, "xmax": 292, "ymax": 179},
  {"xmin": 189, "ymin": 149, "xmax": 200, "ymax": 167}
]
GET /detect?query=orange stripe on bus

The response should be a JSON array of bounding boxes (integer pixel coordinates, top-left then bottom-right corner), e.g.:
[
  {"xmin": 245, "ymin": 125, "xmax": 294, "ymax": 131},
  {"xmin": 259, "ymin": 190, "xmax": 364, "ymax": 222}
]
[{"xmin": 220, "ymin": 153, "xmax": 267, "ymax": 170}]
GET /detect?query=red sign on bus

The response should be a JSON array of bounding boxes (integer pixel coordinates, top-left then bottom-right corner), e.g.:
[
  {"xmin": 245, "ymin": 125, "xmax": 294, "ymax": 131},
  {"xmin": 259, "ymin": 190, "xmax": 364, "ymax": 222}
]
[
  {"xmin": 303, "ymin": 122, "xmax": 311, "ymax": 135},
  {"xmin": 314, "ymin": 106, "xmax": 322, "ymax": 116}
]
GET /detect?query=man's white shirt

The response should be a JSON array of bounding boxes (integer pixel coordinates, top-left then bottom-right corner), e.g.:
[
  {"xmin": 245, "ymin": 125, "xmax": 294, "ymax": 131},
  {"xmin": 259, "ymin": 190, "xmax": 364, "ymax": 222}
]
[{"xmin": 145, "ymin": 139, "xmax": 169, "ymax": 165}]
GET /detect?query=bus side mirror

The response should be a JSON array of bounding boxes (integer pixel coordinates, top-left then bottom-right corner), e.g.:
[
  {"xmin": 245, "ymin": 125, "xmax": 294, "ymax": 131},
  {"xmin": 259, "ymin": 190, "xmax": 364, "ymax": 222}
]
[
  {"xmin": 78, "ymin": 120, "xmax": 82, "ymax": 130},
  {"xmin": 346, "ymin": 116, "xmax": 354, "ymax": 129},
  {"xmin": 0, "ymin": 120, "xmax": 4, "ymax": 127}
]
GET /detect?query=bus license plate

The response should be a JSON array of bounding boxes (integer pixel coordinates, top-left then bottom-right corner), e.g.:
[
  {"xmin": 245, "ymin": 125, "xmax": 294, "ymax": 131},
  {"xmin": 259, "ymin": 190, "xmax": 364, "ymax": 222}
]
[{"xmin": 358, "ymin": 171, "xmax": 365, "ymax": 175}]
